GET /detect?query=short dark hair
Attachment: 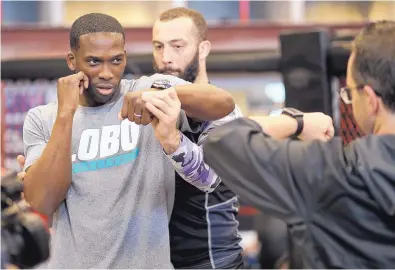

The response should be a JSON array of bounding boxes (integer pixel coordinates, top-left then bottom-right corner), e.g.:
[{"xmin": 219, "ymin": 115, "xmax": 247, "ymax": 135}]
[
  {"xmin": 352, "ymin": 20, "xmax": 395, "ymax": 111},
  {"xmin": 69, "ymin": 13, "xmax": 125, "ymax": 50},
  {"xmin": 158, "ymin": 7, "xmax": 207, "ymax": 42}
]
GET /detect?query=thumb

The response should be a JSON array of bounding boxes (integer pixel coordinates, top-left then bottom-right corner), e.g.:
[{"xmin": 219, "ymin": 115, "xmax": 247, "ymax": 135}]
[
  {"xmin": 168, "ymin": 90, "xmax": 179, "ymax": 101},
  {"xmin": 326, "ymin": 124, "xmax": 335, "ymax": 139},
  {"xmin": 17, "ymin": 155, "xmax": 26, "ymax": 168}
]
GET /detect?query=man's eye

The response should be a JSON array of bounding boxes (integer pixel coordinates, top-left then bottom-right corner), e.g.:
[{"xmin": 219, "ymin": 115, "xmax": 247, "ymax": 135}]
[
  {"xmin": 112, "ymin": 58, "xmax": 122, "ymax": 64},
  {"xmin": 88, "ymin": 59, "xmax": 100, "ymax": 65},
  {"xmin": 155, "ymin": 45, "xmax": 163, "ymax": 50}
]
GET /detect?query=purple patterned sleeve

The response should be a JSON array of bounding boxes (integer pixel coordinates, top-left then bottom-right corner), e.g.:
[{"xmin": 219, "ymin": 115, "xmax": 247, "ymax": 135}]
[{"xmin": 164, "ymin": 106, "xmax": 243, "ymax": 192}]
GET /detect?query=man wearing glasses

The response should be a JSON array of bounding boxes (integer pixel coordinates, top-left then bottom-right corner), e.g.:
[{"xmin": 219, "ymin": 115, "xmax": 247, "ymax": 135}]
[{"xmin": 203, "ymin": 20, "xmax": 395, "ymax": 268}]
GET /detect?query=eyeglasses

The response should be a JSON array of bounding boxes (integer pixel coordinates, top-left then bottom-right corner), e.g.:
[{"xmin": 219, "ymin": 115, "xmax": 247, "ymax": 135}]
[
  {"xmin": 338, "ymin": 86, "xmax": 358, "ymax": 105},
  {"xmin": 338, "ymin": 84, "xmax": 382, "ymax": 105}
]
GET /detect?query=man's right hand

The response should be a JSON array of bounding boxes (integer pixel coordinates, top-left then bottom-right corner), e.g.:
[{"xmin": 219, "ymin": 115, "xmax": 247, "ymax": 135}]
[
  {"xmin": 298, "ymin": 112, "xmax": 334, "ymax": 142},
  {"xmin": 119, "ymin": 90, "xmax": 155, "ymax": 126},
  {"xmin": 57, "ymin": 71, "xmax": 89, "ymax": 115}
]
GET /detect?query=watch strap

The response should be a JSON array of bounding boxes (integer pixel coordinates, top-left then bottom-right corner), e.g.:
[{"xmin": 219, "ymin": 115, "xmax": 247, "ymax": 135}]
[
  {"xmin": 293, "ymin": 115, "xmax": 304, "ymax": 138},
  {"xmin": 281, "ymin": 108, "xmax": 304, "ymax": 138}
]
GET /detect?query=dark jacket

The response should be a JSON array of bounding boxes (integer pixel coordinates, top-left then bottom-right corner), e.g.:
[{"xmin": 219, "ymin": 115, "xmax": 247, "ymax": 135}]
[{"xmin": 203, "ymin": 117, "xmax": 395, "ymax": 269}]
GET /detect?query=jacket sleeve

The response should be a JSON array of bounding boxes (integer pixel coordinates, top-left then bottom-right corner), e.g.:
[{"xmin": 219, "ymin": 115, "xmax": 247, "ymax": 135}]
[{"xmin": 203, "ymin": 117, "xmax": 346, "ymax": 224}]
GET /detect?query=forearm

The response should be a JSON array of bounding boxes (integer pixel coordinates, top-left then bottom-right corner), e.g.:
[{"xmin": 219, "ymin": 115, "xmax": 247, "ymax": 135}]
[
  {"xmin": 174, "ymin": 84, "xmax": 235, "ymax": 121},
  {"xmin": 249, "ymin": 115, "xmax": 297, "ymax": 140},
  {"xmin": 163, "ymin": 132, "xmax": 220, "ymax": 192},
  {"xmin": 24, "ymin": 113, "xmax": 74, "ymax": 216}
]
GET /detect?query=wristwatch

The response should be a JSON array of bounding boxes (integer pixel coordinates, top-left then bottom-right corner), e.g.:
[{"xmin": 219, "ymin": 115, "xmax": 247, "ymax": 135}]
[
  {"xmin": 151, "ymin": 79, "xmax": 172, "ymax": 90},
  {"xmin": 281, "ymin": 108, "xmax": 304, "ymax": 138}
]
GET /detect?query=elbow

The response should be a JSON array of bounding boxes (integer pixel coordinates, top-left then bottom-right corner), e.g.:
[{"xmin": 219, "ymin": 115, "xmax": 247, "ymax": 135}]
[
  {"xmin": 219, "ymin": 92, "xmax": 235, "ymax": 117},
  {"xmin": 210, "ymin": 87, "xmax": 235, "ymax": 119},
  {"xmin": 225, "ymin": 93, "xmax": 235, "ymax": 114}
]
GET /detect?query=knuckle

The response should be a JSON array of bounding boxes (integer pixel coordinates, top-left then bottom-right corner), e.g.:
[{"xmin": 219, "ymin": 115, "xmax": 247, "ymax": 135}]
[{"xmin": 58, "ymin": 77, "xmax": 68, "ymax": 85}]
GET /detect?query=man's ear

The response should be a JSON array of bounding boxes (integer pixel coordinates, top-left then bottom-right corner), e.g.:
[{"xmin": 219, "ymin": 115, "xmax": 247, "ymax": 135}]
[
  {"xmin": 198, "ymin": 40, "xmax": 211, "ymax": 61},
  {"xmin": 66, "ymin": 52, "xmax": 77, "ymax": 72},
  {"xmin": 363, "ymin": 85, "xmax": 380, "ymax": 115}
]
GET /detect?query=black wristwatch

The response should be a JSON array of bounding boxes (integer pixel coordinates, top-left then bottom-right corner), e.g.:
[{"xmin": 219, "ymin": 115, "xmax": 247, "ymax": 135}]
[
  {"xmin": 151, "ymin": 79, "xmax": 173, "ymax": 90},
  {"xmin": 281, "ymin": 108, "xmax": 304, "ymax": 138}
]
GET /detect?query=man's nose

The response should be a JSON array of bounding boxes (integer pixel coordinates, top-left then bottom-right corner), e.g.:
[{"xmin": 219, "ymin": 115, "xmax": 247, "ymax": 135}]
[
  {"xmin": 162, "ymin": 47, "xmax": 173, "ymax": 64},
  {"xmin": 98, "ymin": 64, "xmax": 114, "ymax": 80}
]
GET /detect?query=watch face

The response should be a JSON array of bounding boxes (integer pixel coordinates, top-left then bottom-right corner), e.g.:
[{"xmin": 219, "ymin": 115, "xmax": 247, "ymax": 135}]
[
  {"xmin": 151, "ymin": 79, "xmax": 172, "ymax": 90},
  {"xmin": 282, "ymin": 108, "xmax": 303, "ymax": 118},
  {"xmin": 282, "ymin": 108, "xmax": 304, "ymax": 117}
]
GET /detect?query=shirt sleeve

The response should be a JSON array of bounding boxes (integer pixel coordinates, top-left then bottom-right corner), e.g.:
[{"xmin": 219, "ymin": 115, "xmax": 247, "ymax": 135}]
[
  {"xmin": 165, "ymin": 106, "xmax": 244, "ymax": 192},
  {"xmin": 23, "ymin": 108, "xmax": 48, "ymax": 171},
  {"xmin": 202, "ymin": 117, "xmax": 347, "ymax": 224}
]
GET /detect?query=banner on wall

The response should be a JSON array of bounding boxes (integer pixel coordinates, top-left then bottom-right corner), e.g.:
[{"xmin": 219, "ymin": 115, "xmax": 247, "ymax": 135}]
[{"xmin": 2, "ymin": 80, "xmax": 57, "ymax": 171}]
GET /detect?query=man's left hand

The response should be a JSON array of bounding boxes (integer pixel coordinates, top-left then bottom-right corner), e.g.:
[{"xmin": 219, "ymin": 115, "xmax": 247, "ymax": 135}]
[
  {"xmin": 17, "ymin": 155, "xmax": 26, "ymax": 181},
  {"xmin": 141, "ymin": 88, "xmax": 181, "ymax": 154}
]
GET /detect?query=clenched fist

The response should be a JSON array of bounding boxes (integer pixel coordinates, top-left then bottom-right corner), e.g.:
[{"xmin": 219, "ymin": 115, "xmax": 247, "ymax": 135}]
[
  {"xmin": 119, "ymin": 90, "xmax": 154, "ymax": 125},
  {"xmin": 299, "ymin": 112, "xmax": 334, "ymax": 141},
  {"xmin": 57, "ymin": 71, "xmax": 89, "ymax": 115}
]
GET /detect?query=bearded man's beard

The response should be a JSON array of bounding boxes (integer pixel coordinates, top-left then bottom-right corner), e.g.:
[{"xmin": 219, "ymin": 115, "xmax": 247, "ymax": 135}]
[{"xmin": 153, "ymin": 51, "xmax": 199, "ymax": 83}]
